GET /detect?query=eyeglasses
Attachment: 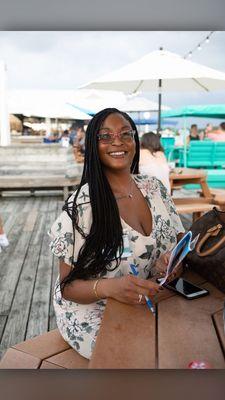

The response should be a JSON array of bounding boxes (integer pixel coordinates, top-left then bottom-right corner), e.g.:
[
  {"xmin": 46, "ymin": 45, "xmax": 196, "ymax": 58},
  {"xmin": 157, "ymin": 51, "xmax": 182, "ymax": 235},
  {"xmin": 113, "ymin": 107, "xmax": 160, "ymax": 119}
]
[{"xmin": 97, "ymin": 129, "xmax": 135, "ymax": 144}]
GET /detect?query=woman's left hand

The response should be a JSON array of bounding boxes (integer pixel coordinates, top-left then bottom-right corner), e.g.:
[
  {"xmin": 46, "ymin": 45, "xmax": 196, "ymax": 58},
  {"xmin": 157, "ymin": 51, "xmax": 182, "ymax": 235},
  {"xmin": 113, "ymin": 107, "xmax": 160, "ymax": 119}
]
[
  {"xmin": 153, "ymin": 251, "xmax": 171, "ymax": 278},
  {"xmin": 153, "ymin": 251, "xmax": 183, "ymax": 282}
]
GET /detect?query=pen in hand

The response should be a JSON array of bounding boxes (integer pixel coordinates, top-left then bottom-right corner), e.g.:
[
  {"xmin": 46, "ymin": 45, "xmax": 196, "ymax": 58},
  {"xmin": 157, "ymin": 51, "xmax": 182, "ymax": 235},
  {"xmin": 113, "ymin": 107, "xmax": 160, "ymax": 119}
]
[{"xmin": 129, "ymin": 264, "xmax": 155, "ymax": 316}]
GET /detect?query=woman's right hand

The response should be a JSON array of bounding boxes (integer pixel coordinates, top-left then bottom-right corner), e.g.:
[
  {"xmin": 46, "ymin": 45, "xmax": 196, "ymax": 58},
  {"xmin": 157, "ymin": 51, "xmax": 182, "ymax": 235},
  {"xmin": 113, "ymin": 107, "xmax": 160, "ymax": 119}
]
[{"xmin": 99, "ymin": 275, "xmax": 161, "ymax": 305}]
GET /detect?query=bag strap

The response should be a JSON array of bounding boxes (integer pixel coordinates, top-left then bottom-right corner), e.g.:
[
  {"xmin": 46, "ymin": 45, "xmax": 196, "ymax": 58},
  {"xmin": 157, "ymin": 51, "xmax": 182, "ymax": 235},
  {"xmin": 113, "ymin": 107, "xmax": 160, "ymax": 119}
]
[
  {"xmin": 213, "ymin": 207, "xmax": 225, "ymax": 225},
  {"xmin": 196, "ymin": 224, "xmax": 225, "ymax": 257}
]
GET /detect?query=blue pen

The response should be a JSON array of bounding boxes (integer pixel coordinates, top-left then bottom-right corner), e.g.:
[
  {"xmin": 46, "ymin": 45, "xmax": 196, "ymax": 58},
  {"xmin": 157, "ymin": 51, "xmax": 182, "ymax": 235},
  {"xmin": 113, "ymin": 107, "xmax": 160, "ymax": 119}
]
[{"xmin": 129, "ymin": 264, "xmax": 155, "ymax": 316}]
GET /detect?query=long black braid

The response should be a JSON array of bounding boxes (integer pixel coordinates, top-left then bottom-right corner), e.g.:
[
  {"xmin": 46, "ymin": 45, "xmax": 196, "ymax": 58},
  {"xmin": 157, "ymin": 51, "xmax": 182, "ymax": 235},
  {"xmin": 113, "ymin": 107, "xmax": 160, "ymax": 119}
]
[{"xmin": 60, "ymin": 108, "xmax": 140, "ymax": 288}]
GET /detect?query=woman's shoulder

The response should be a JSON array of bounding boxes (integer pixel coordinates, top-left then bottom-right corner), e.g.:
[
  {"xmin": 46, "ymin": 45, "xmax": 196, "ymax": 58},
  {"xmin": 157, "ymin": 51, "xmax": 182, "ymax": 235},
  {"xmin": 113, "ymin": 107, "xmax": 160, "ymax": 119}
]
[
  {"xmin": 133, "ymin": 174, "xmax": 162, "ymax": 190},
  {"xmin": 66, "ymin": 183, "xmax": 90, "ymax": 206},
  {"xmin": 154, "ymin": 151, "xmax": 167, "ymax": 161}
]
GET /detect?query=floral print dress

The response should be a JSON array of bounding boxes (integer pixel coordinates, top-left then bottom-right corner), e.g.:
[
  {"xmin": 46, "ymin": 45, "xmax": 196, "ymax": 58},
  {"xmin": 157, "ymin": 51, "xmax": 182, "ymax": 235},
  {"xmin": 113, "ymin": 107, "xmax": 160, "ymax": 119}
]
[{"xmin": 48, "ymin": 175, "xmax": 185, "ymax": 359}]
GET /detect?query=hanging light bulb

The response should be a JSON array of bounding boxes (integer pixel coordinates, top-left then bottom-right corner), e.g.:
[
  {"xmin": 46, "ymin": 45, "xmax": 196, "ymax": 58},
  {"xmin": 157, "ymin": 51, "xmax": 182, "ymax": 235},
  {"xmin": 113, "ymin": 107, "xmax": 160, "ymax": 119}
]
[
  {"xmin": 206, "ymin": 37, "xmax": 209, "ymax": 43},
  {"xmin": 198, "ymin": 44, "xmax": 202, "ymax": 51},
  {"xmin": 188, "ymin": 52, "xmax": 192, "ymax": 58}
]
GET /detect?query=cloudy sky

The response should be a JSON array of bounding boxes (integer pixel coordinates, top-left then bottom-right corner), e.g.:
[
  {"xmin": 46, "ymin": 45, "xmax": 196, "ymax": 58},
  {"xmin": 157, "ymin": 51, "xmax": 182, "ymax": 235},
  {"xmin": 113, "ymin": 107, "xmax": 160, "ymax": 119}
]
[{"xmin": 0, "ymin": 31, "xmax": 225, "ymax": 111}]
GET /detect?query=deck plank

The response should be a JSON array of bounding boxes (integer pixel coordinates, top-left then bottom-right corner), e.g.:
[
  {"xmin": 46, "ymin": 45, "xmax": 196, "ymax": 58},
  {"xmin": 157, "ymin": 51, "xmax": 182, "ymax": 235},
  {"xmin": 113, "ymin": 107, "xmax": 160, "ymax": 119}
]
[
  {"xmin": 25, "ymin": 198, "xmax": 59, "ymax": 339},
  {"xmin": 0, "ymin": 200, "xmax": 36, "ymax": 316},
  {"xmin": 0, "ymin": 196, "xmax": 61, "ymax": 358},
  {"xmin": 0, "ymin": 205, "xmax": 48, "ymax": 357}
]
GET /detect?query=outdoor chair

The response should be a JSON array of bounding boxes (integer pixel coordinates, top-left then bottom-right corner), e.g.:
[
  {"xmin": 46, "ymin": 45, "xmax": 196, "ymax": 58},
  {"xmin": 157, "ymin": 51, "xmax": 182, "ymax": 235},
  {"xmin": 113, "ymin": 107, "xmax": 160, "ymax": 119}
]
[
  {"xmin": 187, "ymin": 141, "xmax": 214, "ymax": 168},
  {"xmin": 212, "ymin": 142, "xmax": 225, "ymax": 168}
]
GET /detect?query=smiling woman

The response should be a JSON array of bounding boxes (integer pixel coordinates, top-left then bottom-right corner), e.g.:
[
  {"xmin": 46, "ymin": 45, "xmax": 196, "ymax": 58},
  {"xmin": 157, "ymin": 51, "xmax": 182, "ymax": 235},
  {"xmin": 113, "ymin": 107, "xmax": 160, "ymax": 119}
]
[{"xmin": 48, "ymin": 108, "xmax": 185, "ymax": 359}]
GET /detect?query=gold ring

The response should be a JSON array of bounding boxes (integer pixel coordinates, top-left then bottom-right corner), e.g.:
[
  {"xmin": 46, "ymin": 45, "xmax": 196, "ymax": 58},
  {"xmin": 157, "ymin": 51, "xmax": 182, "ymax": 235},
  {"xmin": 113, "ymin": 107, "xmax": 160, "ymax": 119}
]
[{"xmin": 138, "ymin": 294, "xmax": 143, "ymax": 303}]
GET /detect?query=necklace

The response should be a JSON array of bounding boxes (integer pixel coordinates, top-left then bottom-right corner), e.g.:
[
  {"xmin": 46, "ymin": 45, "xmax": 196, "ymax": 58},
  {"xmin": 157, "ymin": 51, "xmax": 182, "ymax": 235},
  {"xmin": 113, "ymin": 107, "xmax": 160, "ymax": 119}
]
[{"xmin": 114, "ymin": 178, "xmax": 134, "ymax": 201}]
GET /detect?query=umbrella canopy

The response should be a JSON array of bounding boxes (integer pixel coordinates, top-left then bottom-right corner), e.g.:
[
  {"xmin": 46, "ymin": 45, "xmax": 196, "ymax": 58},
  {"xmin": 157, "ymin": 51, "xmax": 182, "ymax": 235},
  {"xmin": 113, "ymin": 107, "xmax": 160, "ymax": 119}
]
[
  {"xmin": 82, "ymin": 49, "xmax": 225, "ymax": 131},
  {"xmin": 132, "ymin": 117, "xmax": 177, "ymax": 126},
  {"xmin": 162, "ymin": 104, "xmax": 225, "ymax": 119},
  {"xmin": 71, "ymin": 89, "xmax": 169, "ymax": 114},
  {"xmin": 119, "ymin": 95, "xmax": 170, "ymax": 112},
  {"xmin": 8, "ymin": 90, "xmax": 91, "ymax": 120},
  {"xmin": 82, "ymin": 49, "xmax": 225, "ymax": 93}
]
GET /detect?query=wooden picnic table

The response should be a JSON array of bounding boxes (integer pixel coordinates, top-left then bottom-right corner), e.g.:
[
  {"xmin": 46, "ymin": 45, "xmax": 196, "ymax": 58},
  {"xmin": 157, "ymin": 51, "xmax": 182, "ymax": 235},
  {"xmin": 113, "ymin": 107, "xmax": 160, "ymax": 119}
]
[
  {"xmin": 0, "ymin": 271, "xmax": 224, "ymax": 369},
  {"xmin": 169, "ymin": 168, "xmax": 216, "ymax": 221},
  {"xmin": 169, "ymin": 167, "xmax": 212, "ymax": 199},
  {"xmin": 89, "ymin": 271, "xmax": 225, "ymax": 369}
]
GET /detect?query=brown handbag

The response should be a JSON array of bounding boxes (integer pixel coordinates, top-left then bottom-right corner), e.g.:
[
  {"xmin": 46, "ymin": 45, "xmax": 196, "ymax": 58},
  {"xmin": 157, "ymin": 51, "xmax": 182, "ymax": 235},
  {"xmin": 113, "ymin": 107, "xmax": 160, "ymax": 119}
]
[{"xmin": 185, "ymin": 207, "xmax": 225, "ymax": 293}]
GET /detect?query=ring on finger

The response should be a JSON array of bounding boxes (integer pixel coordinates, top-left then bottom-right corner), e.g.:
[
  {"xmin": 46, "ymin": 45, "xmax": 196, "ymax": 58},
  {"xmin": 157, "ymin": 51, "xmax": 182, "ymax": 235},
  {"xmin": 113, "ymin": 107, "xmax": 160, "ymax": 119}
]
[{"xmin": 138, "ymin": 294, "xmax": 143, "ymax": 303}]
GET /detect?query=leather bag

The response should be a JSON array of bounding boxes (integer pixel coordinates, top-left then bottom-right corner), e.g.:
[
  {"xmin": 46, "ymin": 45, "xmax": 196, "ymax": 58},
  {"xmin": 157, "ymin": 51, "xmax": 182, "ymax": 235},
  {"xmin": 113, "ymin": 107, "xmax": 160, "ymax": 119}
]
[{"xmin": 186, "ymin": 207, "xmax": 225, "ymax": 293}]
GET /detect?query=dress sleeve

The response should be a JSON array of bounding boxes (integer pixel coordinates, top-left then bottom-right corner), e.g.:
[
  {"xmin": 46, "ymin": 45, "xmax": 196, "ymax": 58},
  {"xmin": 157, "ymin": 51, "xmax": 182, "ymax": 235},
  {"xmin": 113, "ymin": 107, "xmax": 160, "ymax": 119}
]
[
  {"xmin": 48, "ymin": 205, "xmax": 86, "ymax": 267},
  {"xmin": 155, "ymin": 177, "xmax": 185, "ymax": 235}
]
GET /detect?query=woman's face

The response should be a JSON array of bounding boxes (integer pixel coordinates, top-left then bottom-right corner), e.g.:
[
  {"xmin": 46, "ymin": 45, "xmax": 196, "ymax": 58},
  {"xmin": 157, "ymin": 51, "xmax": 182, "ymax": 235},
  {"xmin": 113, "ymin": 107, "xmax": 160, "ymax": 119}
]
[{"xmin": 97, "ymin": 113, "xmax": 136, "ymax": 173}]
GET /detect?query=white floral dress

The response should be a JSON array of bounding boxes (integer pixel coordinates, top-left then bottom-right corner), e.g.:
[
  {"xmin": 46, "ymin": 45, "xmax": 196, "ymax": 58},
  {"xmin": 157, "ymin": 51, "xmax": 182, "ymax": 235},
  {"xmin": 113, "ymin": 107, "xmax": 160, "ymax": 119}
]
[{"xmin": 49, "ymin": 175, "xmax": 185, "ymax": 359}]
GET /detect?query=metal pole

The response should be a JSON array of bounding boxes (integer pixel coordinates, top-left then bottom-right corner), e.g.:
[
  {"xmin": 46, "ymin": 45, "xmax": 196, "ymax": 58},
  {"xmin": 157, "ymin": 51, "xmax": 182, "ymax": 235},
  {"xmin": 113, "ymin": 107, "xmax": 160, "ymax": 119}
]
[
  {"xmin": 158, "ymin": 79, "xmax": 162, "ymax": 134},
  {"xmin": 183, "ymin": 116, "xmax": 187, "ymax": 167},
  {"xmin": 0, "ymin": 61, "xmax": 10, "ymax": 146},
  {"xmin": 157, "ymin": 47, "xmax": 163, "ymax": 135}
]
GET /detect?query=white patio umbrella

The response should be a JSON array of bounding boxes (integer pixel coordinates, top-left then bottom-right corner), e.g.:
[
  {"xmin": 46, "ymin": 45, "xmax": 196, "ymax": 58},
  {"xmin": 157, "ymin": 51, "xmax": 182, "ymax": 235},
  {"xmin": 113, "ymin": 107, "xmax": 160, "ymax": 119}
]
[
  {"xmin": 119, "ymin": 95, "xmax": 170, "ymax": 113},
  {"xmin": 0, "ymin": 61, "xmax": 10, "ymax": 146},
  {"xmin": 72, "ymin": 88, "xmax": 170, "ymax": 116},
  {"xmin": 82, "ymin": 49, "xmax": 225, "ymax": 132},
  {"xmin": 8, "ymin": 90, "xmax": 91, "ymax": 120}
]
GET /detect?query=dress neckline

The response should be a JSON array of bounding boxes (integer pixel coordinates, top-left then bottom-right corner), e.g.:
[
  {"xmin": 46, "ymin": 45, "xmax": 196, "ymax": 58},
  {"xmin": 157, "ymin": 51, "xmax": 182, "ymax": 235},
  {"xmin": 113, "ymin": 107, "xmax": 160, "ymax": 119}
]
[{"xmin": 120, "ymin": 175, "xmax": 154, "ymax": 238}]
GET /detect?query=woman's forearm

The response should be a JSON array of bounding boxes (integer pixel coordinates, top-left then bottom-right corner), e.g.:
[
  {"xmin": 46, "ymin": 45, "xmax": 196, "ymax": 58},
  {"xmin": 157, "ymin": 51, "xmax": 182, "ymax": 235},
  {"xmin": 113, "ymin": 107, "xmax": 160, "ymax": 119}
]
[{"xmin": 61, "ymin": 277, "xmax": 110, "ymax": 304}]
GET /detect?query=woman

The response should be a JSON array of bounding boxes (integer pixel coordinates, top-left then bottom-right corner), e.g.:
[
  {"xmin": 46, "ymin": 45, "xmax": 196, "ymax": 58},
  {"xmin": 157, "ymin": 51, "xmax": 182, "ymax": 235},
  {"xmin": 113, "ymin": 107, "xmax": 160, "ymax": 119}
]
[
  {"xmin": 139, "ymin": 132, "xmax": 171, "ymax": 193},
  {"xmin": 73, "ymin": 126, "xmax": 85, "ymax": 163},
  {"xmin": 49, "ymin": 108, "xmax": 184, "ymax": 359}
]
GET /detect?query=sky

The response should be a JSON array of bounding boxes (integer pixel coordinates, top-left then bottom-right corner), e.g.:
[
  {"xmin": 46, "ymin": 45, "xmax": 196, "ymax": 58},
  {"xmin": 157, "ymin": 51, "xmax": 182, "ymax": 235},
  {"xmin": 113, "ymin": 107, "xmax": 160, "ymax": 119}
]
[{"xmin": 0, "ymin": 31, "xmax": 225, "ymax": 126}]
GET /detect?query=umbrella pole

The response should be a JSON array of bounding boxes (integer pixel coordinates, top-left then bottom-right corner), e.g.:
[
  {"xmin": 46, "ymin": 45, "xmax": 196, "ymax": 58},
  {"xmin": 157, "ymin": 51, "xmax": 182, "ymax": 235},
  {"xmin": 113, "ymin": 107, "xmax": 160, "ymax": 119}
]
[
  {"xmin": 157, "ymin": 79, "xmax": 162, "ymax": 134},
  {"xmin": 183, "ymin": 116, "xmax": 187, "ymax": 168}
]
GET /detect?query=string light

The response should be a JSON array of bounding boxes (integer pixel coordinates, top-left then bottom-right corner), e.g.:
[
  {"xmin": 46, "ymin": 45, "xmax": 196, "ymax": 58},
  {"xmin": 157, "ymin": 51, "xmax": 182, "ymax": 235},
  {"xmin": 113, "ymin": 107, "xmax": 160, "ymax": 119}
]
[{"xmin": 183, "ymin": 31, "xmax": 214, "ymax": 59}]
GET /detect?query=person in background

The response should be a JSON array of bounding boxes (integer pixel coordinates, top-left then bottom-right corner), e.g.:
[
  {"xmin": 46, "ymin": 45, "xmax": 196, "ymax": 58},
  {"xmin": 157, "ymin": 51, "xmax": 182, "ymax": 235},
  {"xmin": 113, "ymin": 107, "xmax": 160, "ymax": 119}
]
[
  {"xmin": 61, "ymin": 129, "xmax": 70, "ymax": 148},
  {"xmin": 204, "ymin": 123, "xmax": 214, "ymax": 137},
  {"xmin": 0, "ymin": 216, "xmax": 9, "ymax": 252},
  {"xmin": 69, "ymin": 124, "xmax": 78, "ymax": 146},
  {"xmin": 139, "ymin": 132, "xmax": 171, "ymax": 193},
  {"xmin": 188, "ymin": 124, "xmax": 200, "ymax": 141},
  {"xmin": 73, "ymin": 126, "xmax": 85, "ymax": 162},
  {"xmin": 207, "ymin": 122, "xmax": 225, "ymax": 142},
  {"xmin": 48, "ymin": 108, "xmax": 184, "ymax": 360}
]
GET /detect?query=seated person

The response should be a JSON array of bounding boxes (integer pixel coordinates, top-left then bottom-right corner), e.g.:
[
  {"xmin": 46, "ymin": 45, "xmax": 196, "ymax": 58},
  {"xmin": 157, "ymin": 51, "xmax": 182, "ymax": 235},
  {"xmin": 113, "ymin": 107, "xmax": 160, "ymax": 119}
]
[
  {"xmin": 207, "ymin": 122, "xmax": 225, "ymax": 142},
  {"xmin": 49, "ymin": 108, "xmax": 185, "ymax": 360},
  {"xmin": 188, "ymin": 124, "xmax": 201, "ymax": 142},
  {"xmin": 73, "ymin": 126, "xmax": 85, "ymax": 163},
  {"xmin": 139, "ymin": 132, "xmax": 171, "ymax": 193}
]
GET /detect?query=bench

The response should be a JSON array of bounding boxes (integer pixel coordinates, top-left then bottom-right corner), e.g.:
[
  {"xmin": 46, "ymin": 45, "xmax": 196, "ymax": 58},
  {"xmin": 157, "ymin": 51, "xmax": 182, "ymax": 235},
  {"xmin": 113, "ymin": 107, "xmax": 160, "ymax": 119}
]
[
  {"xmin": 173, "ymin": 197, "xmax": 216, "ymax": 221},
  {"xmin": 0, "ymin": 329, "xmax": 88, "ymax": 369},
  {"xmin": 199, "ymin": 188, "xmax": 225, "ymax": 211},
  {"xmin": 0, "ymin": 175, "xmax": 80, "ymax": 201}
]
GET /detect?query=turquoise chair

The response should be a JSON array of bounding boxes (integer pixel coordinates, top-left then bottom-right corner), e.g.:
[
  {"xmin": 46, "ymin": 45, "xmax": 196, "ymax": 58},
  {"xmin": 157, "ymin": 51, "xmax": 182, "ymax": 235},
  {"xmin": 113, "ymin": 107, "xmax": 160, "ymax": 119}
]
[
  {"xmin": 187, "ymin": 141, "xmax": 215, "ymax": 168},
  {"xmin": 212, "ymin": 142, "xmax": 225, "ymax": 168},
  {"xmin": 160, "ymin": 137, "xmax": 175, "ymax": 160},
  {"xmin": 206, "ymin": 169, "xmax": 225, "ymax": 188}
]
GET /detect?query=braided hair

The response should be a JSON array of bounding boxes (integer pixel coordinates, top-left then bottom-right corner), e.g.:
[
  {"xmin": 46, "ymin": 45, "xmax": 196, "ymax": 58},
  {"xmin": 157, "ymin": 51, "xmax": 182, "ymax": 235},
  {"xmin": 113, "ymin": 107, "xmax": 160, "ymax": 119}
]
[{"xmin": 61, "ymin": 108, "xmax": 140, "ymax": 288}]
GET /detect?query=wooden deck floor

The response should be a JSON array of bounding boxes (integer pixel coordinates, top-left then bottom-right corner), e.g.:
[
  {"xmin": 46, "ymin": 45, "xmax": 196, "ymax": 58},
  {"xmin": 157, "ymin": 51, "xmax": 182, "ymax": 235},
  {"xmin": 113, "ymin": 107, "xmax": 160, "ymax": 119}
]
[
  {"xmin": 0, "ymin": 193, "xmax": 192, "ymax": 360},
  {"xmin": 0, "ymin": 194, "xmax": 64, "ymax": 359}
]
